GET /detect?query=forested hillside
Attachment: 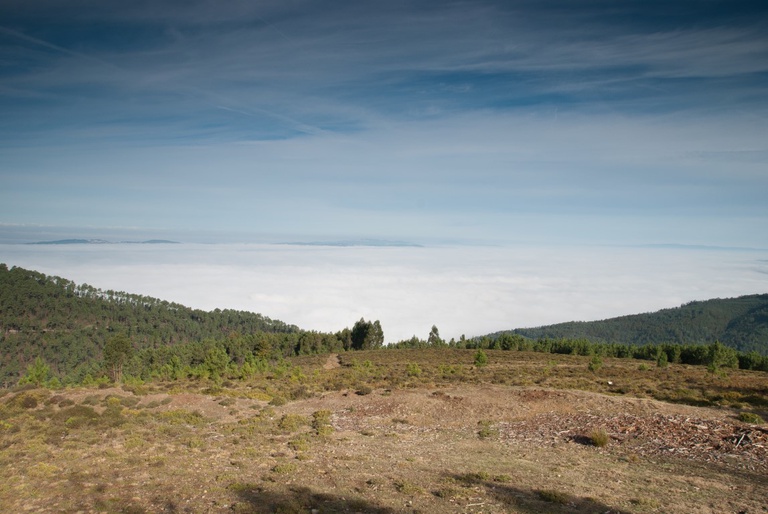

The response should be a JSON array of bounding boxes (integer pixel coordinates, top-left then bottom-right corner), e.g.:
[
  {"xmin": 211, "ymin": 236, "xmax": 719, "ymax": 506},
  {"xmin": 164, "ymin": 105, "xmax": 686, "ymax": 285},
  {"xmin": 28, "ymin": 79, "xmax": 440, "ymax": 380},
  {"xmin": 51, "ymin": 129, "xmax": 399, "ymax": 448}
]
[
  {"xmin": 3, "ymin": 263, "xmax": 767, "ymax": 386},
  {"xmin": 0, "ymin": 264, "xmax": 383, "ymax": 385},
  {"xmin": 501, "ymin": 295, "xmax": 768, "ymax": 354}
]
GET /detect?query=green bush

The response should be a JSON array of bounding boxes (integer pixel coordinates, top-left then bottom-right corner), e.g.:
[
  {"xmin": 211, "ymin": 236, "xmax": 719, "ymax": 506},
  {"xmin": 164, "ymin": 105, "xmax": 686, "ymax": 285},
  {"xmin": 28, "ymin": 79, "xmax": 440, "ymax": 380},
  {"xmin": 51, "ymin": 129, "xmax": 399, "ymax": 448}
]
[
  {"xmin": 312, "ymin": 410, "xmax": 333, "ymax": 436},
  {"xmin": 271, "ymin": 462, "xmax": 297, "ymax": 474},
  {"xmin": 356, "ymin": 385, "xmax": 373, "ymax": 396},
  {"xmin": 537, "ymin": 489, "xmax": 569, "ymax": 504},
  {"xmin": 287, "ymin": 438, "xmax": 310, "ymax": 452},
  {"xmin": 53, "ymin": 405, "xmax": 100, "ymax": 429},
  {"xmin": 474, "ymin": 350, "xmax": 488, "ymax": 367},
  {"xmin": 277, "ymin": 414, "xmax": 309, "ymax": 433},
  {"xmin": 406, "ymin": 362, "xmax": 422, "ymax": 377},
  {"xmin": 18, "ymin": 357, "xmax": 51, "ymax": 387},
  {"xmin": 157, "ymin": 409, "xmax": 206, "ymax": 426},
  {"xmin": 6, "ymin": 390, "xmax": 48, "ymax": 410},
  {"xmin": 738, "ymin": 412, "xmax": 765, "ymax": 424}
]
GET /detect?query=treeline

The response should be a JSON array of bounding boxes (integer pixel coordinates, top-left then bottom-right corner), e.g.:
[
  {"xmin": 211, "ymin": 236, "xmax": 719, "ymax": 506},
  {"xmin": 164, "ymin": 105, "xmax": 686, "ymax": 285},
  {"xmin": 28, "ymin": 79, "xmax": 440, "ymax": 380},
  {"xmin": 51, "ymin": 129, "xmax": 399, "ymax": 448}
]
[
  {"xmin": 389, "ymin": 331, "xmax": 768, "ymax": 371},
  {"xmin": 5, "ymin": 263, "xmax": 768, "ymax": 387},
  {"xmin": 495, "ymin": 294, "xmax": 768, "ymax": 354},
  {"xmin": 0, "ymin": 264, "xmax": 383, "ymax": 385},
  {"xmin": 12, "ymin": 318, "xmax": 386, "ymax": 387},
  {"xmin": 122, "ymin": 317, "xmax": 384, "ymax": 384}
]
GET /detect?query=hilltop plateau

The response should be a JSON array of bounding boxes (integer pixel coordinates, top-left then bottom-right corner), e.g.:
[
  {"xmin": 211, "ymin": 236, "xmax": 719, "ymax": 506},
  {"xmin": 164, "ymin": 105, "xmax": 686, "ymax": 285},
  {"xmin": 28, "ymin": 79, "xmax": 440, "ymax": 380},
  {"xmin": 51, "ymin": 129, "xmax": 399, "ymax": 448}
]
[{"xmin": 1, "ymin": 349, "xmax": 767, "ymax": 513}]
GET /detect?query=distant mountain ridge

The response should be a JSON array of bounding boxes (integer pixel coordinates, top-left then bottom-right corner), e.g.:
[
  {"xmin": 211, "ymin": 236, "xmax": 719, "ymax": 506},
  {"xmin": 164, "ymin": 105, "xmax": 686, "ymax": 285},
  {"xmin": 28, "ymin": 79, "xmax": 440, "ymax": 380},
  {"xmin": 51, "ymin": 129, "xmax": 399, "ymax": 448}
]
[
  {"xmin": 29, "ymin": 239, "xmax": 180, "ymax": 245},
  {"xmin": 496, "ymin": 294, "xmax": 768, "ymax": 354},
  {"xmin": 280, "ymin": 239, "xmax": 422, "ymax": 247}
]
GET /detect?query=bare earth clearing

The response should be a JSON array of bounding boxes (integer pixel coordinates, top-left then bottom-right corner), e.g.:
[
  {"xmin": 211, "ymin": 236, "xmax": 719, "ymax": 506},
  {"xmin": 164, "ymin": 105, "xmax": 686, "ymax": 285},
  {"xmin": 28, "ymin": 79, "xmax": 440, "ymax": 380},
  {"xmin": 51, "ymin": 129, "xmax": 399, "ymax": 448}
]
[{"xmin": 1, "ymin": 351, "xmax": 767, "ymax": 513}]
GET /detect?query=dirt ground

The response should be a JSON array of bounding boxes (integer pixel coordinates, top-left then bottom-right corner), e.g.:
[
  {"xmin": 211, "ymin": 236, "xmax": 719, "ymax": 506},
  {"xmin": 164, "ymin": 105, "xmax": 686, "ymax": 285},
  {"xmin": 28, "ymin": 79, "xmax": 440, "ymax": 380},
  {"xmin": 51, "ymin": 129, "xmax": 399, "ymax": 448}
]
[{"xmin": 2, "ymin": 377, "xmax": 766, "ymax": 514}]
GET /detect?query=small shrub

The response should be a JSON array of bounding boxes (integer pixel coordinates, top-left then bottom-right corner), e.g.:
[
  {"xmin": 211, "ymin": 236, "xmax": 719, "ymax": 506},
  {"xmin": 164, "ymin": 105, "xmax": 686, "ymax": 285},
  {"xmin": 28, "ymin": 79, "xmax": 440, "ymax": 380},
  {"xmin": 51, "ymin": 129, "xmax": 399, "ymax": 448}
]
[
  {"xmin": 394, "ymin": 479, "xmax": 422, "ymax": 495},
  {"xmin": 738, "ymin": 412, "xmax": 765, "ymax": 424},
  {"xmin": 406, "ymin": 363, "xmax": 422, "ymax": 377},
  {"xmin": 630, "ymin": 497, "xmax": 660, "ymax": 508},
  {"xmin": 289, "ymin": 384, "xmax": 313, "ymax": 401},
  {"xmin": 277, "ymin": 414, "xmax": 309, "ymax": 433},
  {"xmin": 588, "ymin": 355, "xmax": 603, "ymax": 372},
  {"xmin": 269, "ymin": 396, "xmax": 287, "ymax": 406},
  {"xmin": 55, "ymin": 404, "xmax": 99, "ymax": 421},
  {"xmin": 474, "ymin": 350, "xmax": 488, "ymax": 367},
  {"xmin": 124, "ymin": 436, "xmax": 146, "ymax": 450},
  {"xmin": 45, "ymin": 395, "xmax": 63, "ymax": 406},
  {"xmin": 19, "ymin": 394, "xmax": 39, "ymax": 409},
  {"xmin": 112, "ymin": 395, "xmax": 141, "ymax": 408},
  {"xmin": 590, "ymin": 428, "xmax": 609, "ymax": 447},
  {"xmin": 271, "ymin": 462, "xmax": 297, "ymax": 474},
  {"xmin": 227, "ymin": 481, "xmax": 259, "ymax": 494},
  {"xmin": 433, "ymin": 486, "xmax": 461, "ymax": 499},
  {"xmin": 7, "ymin": 391, "xmax": 47, "ymax": 410},
  {"xmin": 82, "ymin": 395, "xmax": 100, "ymax": 406},
  {"xmin": 64, "ymin": 410, "xmax": 97, "ymax": 430},
  {"xmin": 457, "ymin": 471, "xmax": 490, "ymax": 484},
  {"xmin": 312, "ymin": 410, "xmax": 333, "ymax": 436},
  {"xmin": 477, "ymin": 420, "xmax": 499, "ymax": 440},
  {"xmin": 356, "ymin": 386, "xmax": 373, "ymax": 396},
  {"xmin": 287, "ymin": 438, "xmax": 310, "ymax": 452},
  {"xmin": 537, "ymin": 489, "xmax": 569, "ymax": 504},
  {"xmin": 157, "ymin": 409, "xmax": 206, "ymax": 426},
  {"xmin": 185, "ymin": 437, "xmax": 205, "ymax": 449}
]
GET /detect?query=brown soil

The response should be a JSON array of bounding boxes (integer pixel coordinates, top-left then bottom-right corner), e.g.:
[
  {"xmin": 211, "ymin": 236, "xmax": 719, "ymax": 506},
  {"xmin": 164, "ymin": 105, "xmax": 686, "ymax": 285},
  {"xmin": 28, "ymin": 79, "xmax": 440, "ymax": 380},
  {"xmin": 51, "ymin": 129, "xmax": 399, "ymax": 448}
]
[{"xmin": 3, "ymin": 382, "xmax": 765, "ymax": 513}]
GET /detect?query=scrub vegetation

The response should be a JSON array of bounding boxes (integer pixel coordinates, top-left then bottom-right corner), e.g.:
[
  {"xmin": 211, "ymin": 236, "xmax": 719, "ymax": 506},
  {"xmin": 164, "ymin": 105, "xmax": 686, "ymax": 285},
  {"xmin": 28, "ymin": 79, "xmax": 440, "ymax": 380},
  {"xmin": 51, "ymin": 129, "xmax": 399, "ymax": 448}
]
[{"xmin": 1, "ymin": 349, "xmax": 766, "ymax": 513}]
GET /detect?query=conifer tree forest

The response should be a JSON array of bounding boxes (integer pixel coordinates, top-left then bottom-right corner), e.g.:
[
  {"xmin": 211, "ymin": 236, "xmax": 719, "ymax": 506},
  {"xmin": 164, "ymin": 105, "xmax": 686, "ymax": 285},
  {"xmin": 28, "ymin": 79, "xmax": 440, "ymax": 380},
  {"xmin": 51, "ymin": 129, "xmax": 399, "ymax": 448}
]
[{"xmin": 1, "ymin": 263, "xmax": 767, "ymax": 387}]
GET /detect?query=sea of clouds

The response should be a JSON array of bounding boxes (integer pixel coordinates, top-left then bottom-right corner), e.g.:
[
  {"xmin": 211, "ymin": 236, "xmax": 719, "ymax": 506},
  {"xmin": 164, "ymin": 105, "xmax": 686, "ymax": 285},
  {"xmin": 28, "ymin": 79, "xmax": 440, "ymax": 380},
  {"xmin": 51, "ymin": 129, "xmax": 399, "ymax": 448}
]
[{"xmin": 1, "ymin": 243, "xmax": 766, "ymax": 342}]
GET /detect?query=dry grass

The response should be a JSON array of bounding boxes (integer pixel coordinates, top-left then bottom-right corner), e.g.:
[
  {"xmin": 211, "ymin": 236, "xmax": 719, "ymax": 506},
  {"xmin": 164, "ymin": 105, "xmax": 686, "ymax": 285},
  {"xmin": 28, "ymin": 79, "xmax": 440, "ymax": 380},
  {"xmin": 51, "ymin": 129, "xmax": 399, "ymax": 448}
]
[{"xmin": 1, "ymin": 349, "xmax": 767, "ymax": 513}]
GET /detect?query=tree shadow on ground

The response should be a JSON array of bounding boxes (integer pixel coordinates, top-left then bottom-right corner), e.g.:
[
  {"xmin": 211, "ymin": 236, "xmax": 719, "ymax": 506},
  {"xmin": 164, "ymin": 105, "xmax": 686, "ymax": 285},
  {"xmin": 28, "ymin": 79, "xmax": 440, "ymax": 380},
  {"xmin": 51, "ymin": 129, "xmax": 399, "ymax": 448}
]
[
  {"xmin": 445, "ymin": 472, "xmax": 632, "ymax": 514},
  {"xmin": 231, "ymin": 484, "xmax": 398, "ymax": 514}
]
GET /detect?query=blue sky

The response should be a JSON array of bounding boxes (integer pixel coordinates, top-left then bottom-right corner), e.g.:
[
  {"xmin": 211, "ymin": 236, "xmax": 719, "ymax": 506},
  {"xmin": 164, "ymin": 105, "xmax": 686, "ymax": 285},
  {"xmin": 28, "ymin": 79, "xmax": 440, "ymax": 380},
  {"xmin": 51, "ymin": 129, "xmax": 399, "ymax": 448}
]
[{"xmin": 1, "ymin": 0, "xmax": 768, "ymax": 246}]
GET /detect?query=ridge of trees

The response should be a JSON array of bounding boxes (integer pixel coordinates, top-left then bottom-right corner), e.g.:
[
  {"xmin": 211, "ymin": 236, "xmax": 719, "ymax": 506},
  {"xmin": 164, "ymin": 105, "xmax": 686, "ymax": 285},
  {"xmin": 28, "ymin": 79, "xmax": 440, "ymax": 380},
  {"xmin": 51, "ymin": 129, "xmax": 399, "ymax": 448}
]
[
  {"xmin": 389, "ymin": 331, "xmax": 768, "ymax": 371},
  {"xmin": 0, "ymin": 264, "xmax": 381, "ymax": 385},
  {"xmin": 485, "ymin": 295, "xmax": 768, "ymax": 355},
  {"xmin": 3, "ymin": 263, "xmax": 767, "ymax": 387}
]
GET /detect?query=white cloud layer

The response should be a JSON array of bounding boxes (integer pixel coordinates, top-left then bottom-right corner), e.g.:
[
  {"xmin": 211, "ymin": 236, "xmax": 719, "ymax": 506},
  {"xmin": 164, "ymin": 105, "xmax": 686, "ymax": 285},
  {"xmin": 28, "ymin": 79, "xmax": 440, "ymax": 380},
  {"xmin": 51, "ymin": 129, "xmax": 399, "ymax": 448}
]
[{"xmin": 2, "ymin": 243, "xmax": 766, "ymax": 342}]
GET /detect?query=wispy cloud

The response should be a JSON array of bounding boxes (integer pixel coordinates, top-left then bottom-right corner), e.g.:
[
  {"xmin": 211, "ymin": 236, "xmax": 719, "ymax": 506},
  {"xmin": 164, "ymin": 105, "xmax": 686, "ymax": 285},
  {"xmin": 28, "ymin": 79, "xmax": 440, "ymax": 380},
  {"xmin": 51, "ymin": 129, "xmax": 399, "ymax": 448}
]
[{"xmin": 1, "ymin": 1, "xmax": 766, "ymax": 247}]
